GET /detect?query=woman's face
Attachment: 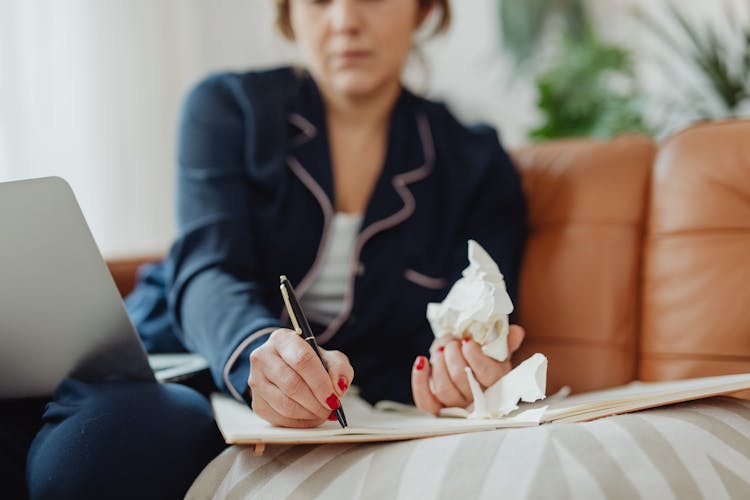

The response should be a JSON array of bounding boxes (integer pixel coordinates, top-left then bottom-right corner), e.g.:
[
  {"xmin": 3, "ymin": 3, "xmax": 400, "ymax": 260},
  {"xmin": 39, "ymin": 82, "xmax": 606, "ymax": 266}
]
[{"xmin": 289, "ymin": 0, "xmax": 424, "ymax": 101}]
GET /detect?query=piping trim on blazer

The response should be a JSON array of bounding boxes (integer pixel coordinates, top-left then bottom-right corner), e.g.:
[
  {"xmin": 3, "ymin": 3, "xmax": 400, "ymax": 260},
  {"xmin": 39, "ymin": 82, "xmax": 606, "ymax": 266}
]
[
  {"xmin": 285, "ymin": 155, "xmax": 335, "ymax": 322},
  {"xmin": 404, "ymin": 269, "xmax": 447, "ymax": 290},
  {"xmin": 289, "ymin": 113, "xmax": 317, "ymax": 148}
]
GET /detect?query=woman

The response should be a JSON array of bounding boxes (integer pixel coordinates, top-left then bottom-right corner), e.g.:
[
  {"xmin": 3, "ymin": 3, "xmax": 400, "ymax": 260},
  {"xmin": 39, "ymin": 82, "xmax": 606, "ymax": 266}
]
[
  {"xmin": 19, "ymin": 0, "xmax": 526, "ymax": 498},
  {"xmin": 167, "ymin": 0, "xmax": 526, "ymax": 429}
]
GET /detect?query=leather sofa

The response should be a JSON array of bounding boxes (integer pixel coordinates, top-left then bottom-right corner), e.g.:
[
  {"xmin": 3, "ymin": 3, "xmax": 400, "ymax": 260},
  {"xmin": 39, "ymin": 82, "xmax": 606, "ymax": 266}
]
[
  {"xmin": 513, "ymin": 119, "xmax": 750, "ymax": 395},
  {"xmin": 108, "ymin": 119, "xmax": 750, "ymax": 396}
]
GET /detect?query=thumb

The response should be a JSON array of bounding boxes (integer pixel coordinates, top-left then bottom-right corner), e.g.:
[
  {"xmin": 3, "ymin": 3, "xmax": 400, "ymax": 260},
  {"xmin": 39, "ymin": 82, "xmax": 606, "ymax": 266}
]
[
  {"xmin": 320, "ymin": 348, "xmax": 354, "ymax": 397},
  {"xmin": 508, "ymin": 325, "xmax": 526, "ymax": 354}
]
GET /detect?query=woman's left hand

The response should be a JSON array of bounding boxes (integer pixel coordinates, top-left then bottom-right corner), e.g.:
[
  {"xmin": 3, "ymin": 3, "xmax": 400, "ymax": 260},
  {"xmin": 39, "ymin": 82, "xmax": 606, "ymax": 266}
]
[{"xmin": 411, "ymin": 324, "xmax": 526, "ymax": 415}]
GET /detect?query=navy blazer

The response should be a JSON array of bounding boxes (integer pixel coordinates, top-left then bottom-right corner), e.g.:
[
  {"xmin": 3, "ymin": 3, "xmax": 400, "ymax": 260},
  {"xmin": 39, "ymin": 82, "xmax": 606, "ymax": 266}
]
[{"xmin": 166, "ymin": 68, "xmax": 526, "ymax": 405}]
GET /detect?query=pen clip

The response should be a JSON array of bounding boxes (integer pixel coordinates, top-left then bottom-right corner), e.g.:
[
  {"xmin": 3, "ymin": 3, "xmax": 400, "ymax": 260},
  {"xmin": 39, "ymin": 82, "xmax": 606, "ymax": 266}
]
[{"xmin": 280, "ymin": 278, "xmax": 303, "ymax": 336}]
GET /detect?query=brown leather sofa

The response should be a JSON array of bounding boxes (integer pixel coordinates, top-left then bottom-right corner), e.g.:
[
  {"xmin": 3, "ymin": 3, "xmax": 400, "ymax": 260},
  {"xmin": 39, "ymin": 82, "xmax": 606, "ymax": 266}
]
[{"xmin": 107, "ymin": 119, "xmax": 750, "ymax": 395}]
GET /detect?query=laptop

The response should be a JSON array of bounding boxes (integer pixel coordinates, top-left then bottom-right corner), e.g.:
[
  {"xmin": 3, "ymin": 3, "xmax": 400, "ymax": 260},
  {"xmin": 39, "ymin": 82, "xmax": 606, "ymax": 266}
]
[{"xmin": 0, "ymin": 177, "xmax": 155, "ymax": 398}]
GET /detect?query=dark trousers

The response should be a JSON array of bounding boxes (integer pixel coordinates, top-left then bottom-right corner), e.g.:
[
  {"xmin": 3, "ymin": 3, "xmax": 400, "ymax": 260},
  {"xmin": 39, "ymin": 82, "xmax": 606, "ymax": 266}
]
[{"xmin": 1, "ymin": 379, "xmax": 225, "ymax": 500}]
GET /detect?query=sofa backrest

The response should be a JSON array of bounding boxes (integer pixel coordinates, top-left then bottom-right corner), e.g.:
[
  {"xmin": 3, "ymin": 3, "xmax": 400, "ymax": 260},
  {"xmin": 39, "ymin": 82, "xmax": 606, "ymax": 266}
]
[
  {"xmin": 513, "ymin": 136, "xmax": 656, "ymax": 394},
  {"xmin": 640, "ymin": 120, "xmax": 750, "ymax": 381}
]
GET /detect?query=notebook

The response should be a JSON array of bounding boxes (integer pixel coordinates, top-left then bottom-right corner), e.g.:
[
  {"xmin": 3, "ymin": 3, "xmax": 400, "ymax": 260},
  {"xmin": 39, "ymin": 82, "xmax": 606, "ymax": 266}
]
[
  {"xmin": 212, "ymin": 371, "xmax": 750, "ymax": 452},
  {"xmin": 212, "ymin": 391, "xmax": 546, "ymax": 446}
]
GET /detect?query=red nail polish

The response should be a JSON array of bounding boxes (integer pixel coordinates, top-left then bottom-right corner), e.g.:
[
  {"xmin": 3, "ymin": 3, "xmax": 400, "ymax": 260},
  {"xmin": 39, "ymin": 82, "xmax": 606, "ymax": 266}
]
[
  {"xmin": 338, "ymin": 376, "xmax": 348, "ymax": 392},
  {"xmin": 328, "ymin": 411, "xmax": 337, "ymax": 421},
  {"xmin": 461, "ymin": 338, "xmax": 469, "ymax": 345},
  {"xmin": 415, "ymin": 356, "xmax": 427, "ymax": 371},
  {"xmin": 326, "ymin": 394, "xmax": 341, "ymax": 410},
  {"xmin": 437, "ymin": 345, "xmax": 445, "ymax": 352}
]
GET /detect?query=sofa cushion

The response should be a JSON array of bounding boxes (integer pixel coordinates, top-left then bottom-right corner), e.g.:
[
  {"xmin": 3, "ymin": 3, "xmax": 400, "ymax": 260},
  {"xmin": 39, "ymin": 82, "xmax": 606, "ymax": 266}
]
[
  {"xmin": 641, "ymin": 120, "xmax": 750, "ymax": 381},
  {"xmin": 512, "ymin": 136, "xmax": 655, "ymax": 394}
]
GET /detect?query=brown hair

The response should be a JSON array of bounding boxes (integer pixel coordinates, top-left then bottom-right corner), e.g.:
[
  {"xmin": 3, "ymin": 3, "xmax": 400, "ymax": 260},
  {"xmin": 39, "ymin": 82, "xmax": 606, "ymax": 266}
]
[{"xmin": 274, "ymin": 0, "xmax": 452, "ymax": 40}]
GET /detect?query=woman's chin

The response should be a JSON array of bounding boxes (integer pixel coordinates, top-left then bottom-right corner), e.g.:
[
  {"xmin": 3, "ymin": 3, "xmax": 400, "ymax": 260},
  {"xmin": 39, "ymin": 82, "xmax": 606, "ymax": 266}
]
[{"xmin": 327, "ymin": 73, "xmax": 392, "ymax": 101}]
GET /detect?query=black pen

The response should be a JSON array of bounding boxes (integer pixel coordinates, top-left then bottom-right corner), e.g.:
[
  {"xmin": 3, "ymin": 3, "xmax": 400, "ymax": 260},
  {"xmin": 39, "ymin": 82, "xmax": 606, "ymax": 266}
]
[{"xmin": 279, "ymin": 275, "xmax": 348, "ymax": 428}]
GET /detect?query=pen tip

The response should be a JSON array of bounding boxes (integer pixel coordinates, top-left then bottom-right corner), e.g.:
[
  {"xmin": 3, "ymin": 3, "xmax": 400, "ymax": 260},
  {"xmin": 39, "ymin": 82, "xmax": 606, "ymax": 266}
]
[
  {"xmin": 337, "ymin": 410, "xmax": 348, "ymax": 428},
  {"xmin": 280, "ymin": 275, "xmax": 287, "ymax": 284}
]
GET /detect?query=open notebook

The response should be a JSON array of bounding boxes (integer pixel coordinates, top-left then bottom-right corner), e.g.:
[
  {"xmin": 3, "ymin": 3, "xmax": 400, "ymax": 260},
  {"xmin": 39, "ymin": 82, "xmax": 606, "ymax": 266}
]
[
  {"xmin": 212, "ymin": 371, "xmax": 750, "ymax": 451},
  {"xmin": 212, "ymin": 391, "xmax": 546, "ymax": 448}
]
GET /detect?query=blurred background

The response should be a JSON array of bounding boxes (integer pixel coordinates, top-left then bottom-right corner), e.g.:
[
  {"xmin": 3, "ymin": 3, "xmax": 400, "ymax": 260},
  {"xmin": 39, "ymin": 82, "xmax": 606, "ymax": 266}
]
[{"xmin": 1, "ymin": 0, "xmax": 748, "ymax": 258}]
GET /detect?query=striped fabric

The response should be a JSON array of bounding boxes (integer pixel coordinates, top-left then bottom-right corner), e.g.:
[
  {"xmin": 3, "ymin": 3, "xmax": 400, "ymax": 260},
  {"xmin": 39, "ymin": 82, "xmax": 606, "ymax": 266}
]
[{"xmin": 187, "ymin": 397, "xmax": 750, "ymax": 499}]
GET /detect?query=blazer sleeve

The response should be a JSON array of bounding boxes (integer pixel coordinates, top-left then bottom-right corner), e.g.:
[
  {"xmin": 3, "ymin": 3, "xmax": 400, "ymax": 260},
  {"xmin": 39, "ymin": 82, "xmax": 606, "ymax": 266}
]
[
  {"xmin": 449, "ymin": 130, "xmax": 527, "ymax": 313},
  {"xmin": 166, "ymin": 74, "xmax": 285, "ymax": 402}
]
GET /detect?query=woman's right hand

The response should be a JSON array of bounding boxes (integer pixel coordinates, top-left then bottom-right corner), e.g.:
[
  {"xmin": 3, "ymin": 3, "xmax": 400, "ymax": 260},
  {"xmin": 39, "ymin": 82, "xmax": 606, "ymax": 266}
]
[{"xmin": 248, "ymin": 328, "xmax": 354, "ymax": 428}]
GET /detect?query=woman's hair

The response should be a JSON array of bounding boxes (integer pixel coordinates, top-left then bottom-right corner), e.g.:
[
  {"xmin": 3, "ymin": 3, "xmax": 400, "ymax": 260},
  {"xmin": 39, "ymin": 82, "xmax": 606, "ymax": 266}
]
[{"xmin": 273, "ymin": 0, "xmax": 452, "ymax": 40}]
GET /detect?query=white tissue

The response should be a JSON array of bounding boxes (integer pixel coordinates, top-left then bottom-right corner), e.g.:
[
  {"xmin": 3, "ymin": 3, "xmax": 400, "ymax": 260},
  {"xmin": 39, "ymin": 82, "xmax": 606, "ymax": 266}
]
[
  {"xmin": 467, "ymin": 353, "xmax": 548, "ymax": 418},
  {"xmin": 427, "ymin": 240, "xmax": 548, "ymax": 420},
  {"xmin": 438, "ymin": 354, "xmax": 548, "ymax": 420},
  {"xmin": 426, "ymin": 240, "xmax": 514, "ymax": 361}
]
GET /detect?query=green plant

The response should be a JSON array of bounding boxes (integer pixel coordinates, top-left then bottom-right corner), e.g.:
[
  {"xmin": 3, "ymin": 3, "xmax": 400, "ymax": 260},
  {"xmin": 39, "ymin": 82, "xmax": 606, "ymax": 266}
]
[
  {"xmin": 498, "ymin": 0, "xmax": 649, "ymax": 140},
  {"xmin": 636, "ymin": 4, "xmax": 750, "ymax": 133},
  {"xmin": 530, "ymin": 33, "xmax": 649, "ymax": 140}
]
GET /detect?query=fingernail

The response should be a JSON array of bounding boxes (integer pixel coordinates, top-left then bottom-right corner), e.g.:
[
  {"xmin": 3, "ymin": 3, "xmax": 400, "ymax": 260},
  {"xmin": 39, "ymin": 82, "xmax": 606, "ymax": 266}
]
[
  {"xmin": 415, "ymin": 356, "xmax": 427, "ymax": 371},
  {"xmin": 326, "ymin": 394, "xmax": 341, "ymax": 410},
  {"xmin": 337, "ymin": 376, "xmax": 348, "ymax": 392},
  {"xmin": 328, "ymin": 411, "xmax": 337, "ymax": 421},
  {"xmin": 437, "ymin": 345, "xmax": 445, "ymax": 352}
]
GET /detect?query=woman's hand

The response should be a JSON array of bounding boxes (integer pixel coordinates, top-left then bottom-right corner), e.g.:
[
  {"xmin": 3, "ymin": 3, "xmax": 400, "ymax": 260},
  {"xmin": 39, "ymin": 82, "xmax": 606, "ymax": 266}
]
[
  {"xmin": 248, "ymin": 328, "xmax": 354, "ymax": 428},
  {"xmin": 411, "ymin": 325, "xmax": 526, "ymax": 415}
]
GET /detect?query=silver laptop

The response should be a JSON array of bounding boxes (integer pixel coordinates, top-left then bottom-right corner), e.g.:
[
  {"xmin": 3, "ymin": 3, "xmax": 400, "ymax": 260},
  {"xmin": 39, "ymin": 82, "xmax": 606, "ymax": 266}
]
[{"xmin": 0, "ymin": 177, "xmax": 155, "ymax": 398}]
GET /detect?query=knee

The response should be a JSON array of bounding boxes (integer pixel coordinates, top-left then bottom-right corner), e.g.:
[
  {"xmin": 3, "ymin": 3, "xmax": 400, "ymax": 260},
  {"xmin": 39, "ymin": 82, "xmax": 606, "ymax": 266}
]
[{"xmin": 27, "ymin": 381, "xmax": 225, "ymax": 500}]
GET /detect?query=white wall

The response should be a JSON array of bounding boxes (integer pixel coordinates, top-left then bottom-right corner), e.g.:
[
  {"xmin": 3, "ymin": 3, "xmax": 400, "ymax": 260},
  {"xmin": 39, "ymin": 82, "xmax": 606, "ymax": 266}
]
[{"xmin": 0, "ymin": 0, "xmax": 747, "ymax": 257}]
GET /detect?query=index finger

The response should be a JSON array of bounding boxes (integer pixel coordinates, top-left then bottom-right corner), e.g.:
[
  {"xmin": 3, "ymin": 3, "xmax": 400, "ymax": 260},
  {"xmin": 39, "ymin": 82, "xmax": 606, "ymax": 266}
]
[
  {"xmin": 274, "ymin": 332, "xmax": 341, "ymax": 412},
  {"xmin": 411, "ymin": 356, "xmax": 442, "ymax": 415},
  {"xmin": 320, "ymin": 349, "xmax": 355, "ymax": 397}
]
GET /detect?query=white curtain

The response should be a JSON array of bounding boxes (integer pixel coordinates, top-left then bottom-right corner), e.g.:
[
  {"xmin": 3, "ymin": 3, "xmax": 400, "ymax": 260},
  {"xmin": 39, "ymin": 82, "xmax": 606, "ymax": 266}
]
[{"xmin": 0, "ymin": 0, "xmax": 299, "ymax": 257}]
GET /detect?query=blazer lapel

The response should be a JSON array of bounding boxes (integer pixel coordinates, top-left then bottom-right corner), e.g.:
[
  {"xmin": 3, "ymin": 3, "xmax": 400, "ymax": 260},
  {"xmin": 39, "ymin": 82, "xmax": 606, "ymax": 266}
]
[
  {"xmin": 287, "ymin": 76, "xmax": 335, "ymax": 206},
  {"xmin": 287, "ymin": 74, "xmax": 435, "ymax": 242}
]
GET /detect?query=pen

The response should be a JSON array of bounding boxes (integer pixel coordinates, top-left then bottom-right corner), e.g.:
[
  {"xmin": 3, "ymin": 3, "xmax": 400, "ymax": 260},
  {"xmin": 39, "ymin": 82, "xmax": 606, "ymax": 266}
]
[{"xmin": 279, "ymin": 275, "xmax": 348, "ymax": 428}]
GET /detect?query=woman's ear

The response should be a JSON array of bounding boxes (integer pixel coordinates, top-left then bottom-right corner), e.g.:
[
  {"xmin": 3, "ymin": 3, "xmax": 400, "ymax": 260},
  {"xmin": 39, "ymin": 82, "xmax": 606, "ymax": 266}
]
[{"xmin": 415, "ymin": 0, "xmax": 435, "ymax": 30}]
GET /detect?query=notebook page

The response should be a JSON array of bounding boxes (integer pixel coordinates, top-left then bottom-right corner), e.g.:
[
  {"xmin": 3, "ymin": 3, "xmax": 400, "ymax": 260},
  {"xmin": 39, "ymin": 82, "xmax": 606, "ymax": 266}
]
[{"xmin": 543, "ymin": 372, "xmax": 750, "ymax": 422}]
